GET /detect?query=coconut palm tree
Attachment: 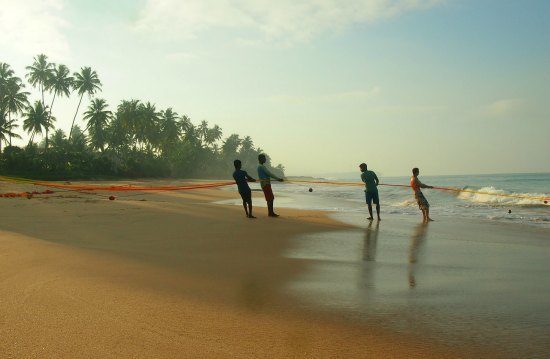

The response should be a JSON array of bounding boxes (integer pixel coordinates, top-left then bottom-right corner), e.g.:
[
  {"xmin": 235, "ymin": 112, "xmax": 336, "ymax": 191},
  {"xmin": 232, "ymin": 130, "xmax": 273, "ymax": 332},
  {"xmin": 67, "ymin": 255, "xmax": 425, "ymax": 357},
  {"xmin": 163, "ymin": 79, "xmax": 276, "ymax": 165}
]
[
  {"xmin": 0, "ymin": 62, "xmax": 19, "ymax": 90},
  {"xmin": 83, "ymin": 98, "xmax": 111, "ymax": 151},
  {"xmin": 205, "ymin": 124, "xmax": 223, "ymax": 147},
  {"xmin": 178, "ymin": 115, "xmax": 192, "ymax": 134},
  {"xmin": 1, "ymin": 79, "xmax": 29, "ymax": 146},
  {"xmin": 240, "ymin": 136, "xmax": 254, "ymax": 152},
  {"xmin": 198, "ymin": 120, "xmax": 209, "ymax": 145},
  {"xmin": 49, "ymin": 129, "xmax": 67, "ymax": 149},
  {"xmin": 0, "ymin": 115, "xmax": 21, "ymax": 152},
  {"xmin": 23, "ymin": 101, "xmax": 53, "ymax": 145},
  {"xmin": 137, "ymin": 102, "xmax": 160, "ymax": 150},
  {"xmin": 0, "ymin": 62, "xmax": 13, "ymax": 92},
  {"xmin": 70, "ymin": 67, "xmax": 102, "ymax": 140},
  {"xmin": 222, "ymin": 134, "xmax": 241, "ymax": 158},
  {"xmin": 25, "ymin": 54, "xmax": 53, "ymax": 106},
  {"xmin": 46, "ymin": 64, "xmax": 72, "ymax": 148},
  {"xmin": 159, "ymin": 108, "xmax": 180, "ymax": 154}
]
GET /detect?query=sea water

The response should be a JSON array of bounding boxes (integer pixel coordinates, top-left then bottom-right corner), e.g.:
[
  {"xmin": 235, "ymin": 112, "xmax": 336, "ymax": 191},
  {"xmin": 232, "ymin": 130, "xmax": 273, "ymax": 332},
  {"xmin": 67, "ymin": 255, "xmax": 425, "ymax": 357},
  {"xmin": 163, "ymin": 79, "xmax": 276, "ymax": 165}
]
[{"xmin": 223, "ymin": 172, "xmax": 550, "ymax": 227}]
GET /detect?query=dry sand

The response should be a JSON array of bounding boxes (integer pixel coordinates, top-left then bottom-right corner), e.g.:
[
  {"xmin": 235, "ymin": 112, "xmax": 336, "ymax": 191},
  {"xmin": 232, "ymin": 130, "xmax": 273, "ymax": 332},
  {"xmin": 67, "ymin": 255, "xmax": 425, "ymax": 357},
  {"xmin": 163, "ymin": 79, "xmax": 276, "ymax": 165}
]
[{"xmin": 0, "ymin": 179, "xmax": 465, "ymax": 358}]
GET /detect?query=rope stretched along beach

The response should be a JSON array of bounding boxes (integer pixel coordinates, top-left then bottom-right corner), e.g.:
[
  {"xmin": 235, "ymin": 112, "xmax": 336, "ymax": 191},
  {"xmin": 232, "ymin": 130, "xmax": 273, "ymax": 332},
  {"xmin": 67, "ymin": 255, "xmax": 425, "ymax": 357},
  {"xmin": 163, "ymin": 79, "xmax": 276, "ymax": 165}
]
[
  {"xmin": 0, "ymin": 175, "xmax": 548, "ymax": 203},
  {"xmin": 0, "ymin": 175, "xmax": 235, "ymax": 193},
  {"xmin": 287, "ymin": 179, "xmax": 550, "ymax": 203}
]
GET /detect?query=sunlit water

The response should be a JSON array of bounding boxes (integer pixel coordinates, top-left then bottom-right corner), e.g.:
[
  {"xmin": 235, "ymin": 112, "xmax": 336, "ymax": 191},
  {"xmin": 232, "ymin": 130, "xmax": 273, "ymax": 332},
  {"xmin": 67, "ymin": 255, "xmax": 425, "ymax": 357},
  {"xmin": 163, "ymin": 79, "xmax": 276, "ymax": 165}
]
[
  {"xmin": 221, "ymin": 172, "xmax": 550, "ymax": 227},
  {"xmin": 283, "ymin": 215, "xmax": 550, "ymax": 357},
  {"xmin": 218, "ymin": 173, "xmax": 550, "ymax": 356}
]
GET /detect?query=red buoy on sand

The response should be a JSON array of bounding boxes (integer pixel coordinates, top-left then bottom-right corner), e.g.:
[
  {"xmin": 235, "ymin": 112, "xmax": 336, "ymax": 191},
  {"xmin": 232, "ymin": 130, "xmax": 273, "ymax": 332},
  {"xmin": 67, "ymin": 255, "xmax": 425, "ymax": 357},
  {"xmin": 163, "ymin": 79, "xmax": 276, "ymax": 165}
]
[{"xmin": 109, "ymin": 196, "xmax": 115, "ymax": 201}]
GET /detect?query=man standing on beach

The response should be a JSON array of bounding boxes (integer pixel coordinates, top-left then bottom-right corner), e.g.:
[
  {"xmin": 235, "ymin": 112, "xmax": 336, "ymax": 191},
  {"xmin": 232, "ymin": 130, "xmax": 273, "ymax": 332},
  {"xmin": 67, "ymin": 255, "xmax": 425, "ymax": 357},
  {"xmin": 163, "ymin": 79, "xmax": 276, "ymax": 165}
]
[
  {"xmin": 359, "ymin": 163, "xmax": 381, "ymax": 221},
  {"xmin": 257, "ymin": 154, "xmax": 284, "ymax": 217},
  {"xmin": 411, "ymin": 167, "xmax": 434, "ymax": 223},
  {"xmin": 233, "ymin": 159, "xmax": 257, "ymax": 219}
]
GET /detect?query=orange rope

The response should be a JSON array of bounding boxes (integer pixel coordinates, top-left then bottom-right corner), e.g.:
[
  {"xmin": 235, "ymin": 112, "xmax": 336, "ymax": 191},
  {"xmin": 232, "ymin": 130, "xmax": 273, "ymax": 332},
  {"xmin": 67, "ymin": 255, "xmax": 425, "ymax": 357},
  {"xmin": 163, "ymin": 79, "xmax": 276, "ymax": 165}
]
[
  {"xmin": 0, "ymin": 175, "xmax": 235, "ymax": 192},
  {"xmin": 32, "ymin": 181, "xmax": 236, "ymax": 192},
  {"xmin": 288, "ymin": 179, "xmax": 550, "ymax": 203}
]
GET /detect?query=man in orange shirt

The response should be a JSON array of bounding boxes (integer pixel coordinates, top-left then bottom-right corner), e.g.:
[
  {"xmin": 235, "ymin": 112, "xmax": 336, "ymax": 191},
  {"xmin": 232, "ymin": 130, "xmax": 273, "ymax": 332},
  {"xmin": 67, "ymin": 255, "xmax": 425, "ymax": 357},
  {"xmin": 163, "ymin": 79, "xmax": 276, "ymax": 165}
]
[{"xmin": 410, "ymin": 167, "xmax": 434, "ymax": 223}]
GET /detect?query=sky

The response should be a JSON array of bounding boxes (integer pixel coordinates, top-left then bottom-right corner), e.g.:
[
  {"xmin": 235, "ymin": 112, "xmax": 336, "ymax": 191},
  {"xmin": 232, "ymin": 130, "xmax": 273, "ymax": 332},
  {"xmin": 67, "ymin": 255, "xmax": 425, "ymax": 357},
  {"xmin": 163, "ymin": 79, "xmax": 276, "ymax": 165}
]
[{"xmin": 0, "ymin": 0, "xmax": 549, "ymax": 177}]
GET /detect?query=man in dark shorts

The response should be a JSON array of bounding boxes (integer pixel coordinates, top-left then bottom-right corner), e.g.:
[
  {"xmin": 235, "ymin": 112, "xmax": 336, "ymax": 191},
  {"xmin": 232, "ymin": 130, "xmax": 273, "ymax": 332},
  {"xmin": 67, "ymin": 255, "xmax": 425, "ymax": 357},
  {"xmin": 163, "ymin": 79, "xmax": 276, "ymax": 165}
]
[
  {"xmin": 257, "ymin": 154, "xmax": 284, "ymax": 217},
  {"xmin": 359, "ymin": 163, "xmax": 381, "ymax": 221},
  {"xmin": 233, "ymin": 159, "xmax": 257, "ymax": 218},
  {"xmin": 410, "ymin": 167, "xmax": 434, "ymax": 223}
]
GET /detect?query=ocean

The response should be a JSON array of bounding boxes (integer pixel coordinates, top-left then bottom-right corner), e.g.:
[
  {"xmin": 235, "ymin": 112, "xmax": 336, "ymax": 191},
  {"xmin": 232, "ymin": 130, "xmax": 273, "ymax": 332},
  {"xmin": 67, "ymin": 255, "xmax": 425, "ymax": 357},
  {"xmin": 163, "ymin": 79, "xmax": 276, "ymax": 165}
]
[{"xmin": 226, "ymin": 172, "xmax": 550, "ymax": 228}]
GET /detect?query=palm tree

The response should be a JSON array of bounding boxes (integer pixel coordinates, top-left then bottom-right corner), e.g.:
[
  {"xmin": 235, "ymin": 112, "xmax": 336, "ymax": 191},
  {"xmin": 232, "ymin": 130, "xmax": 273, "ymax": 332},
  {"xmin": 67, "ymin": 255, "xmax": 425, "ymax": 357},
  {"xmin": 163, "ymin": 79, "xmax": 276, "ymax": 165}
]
[
  {"xmin": 83, "ymin": 98, "xmax": 111, "ymax": 151},
  {"xmin": 70, "ymin": 67, "xmax": 102, "ymax": 140},
  {"xmin": 46, "ymin": 64, "xmax": 72, "ymax": 148},
  {"xmin": 25, "ymin": 54, "xmax": 53, "ymax": 106},
  {"xmin": 198, "ymin": 120, "xmax": 209, "ymax": 145},
  {"xmin": 137, "ymin": 102, "xmax": 160, "ymax": 150},
  {"xmin": 222, "ymin": 134, "xmax": 241, "ymax": 158},
  {"xmin": 23, "ymin": 101, "xmax": 53, "ymax": 145},
  {"xmin": 0, "ymin": 62, "xmax": 16, "ymax": 88},
  {"xmin": 1, "ymin": 78, "xmax": 29, "ymax": 146},
  {"xmin": 205, "ymin": 124, "xmax": 223, "ymax": 147},
  {"xmin": 49, "ymin": 129, "xmax": 67, "ymax": 149},
  {"xmin": 0, "ymin": 115, "xmax": 22, "ymax": 152},
  {"xmin": 159, "ymin": 108, "xmax": 180, "ymax": 154},
  {"xmin": 70, "ymin": 125, "xmax": 87, "ymax": 151},
  {"xmin": 178, "ymin": 115, "xmax": 193, "ymax": 134},
  {"xmin": 240, "ymin": 136, "xmax": 254, "ymax": 153}
]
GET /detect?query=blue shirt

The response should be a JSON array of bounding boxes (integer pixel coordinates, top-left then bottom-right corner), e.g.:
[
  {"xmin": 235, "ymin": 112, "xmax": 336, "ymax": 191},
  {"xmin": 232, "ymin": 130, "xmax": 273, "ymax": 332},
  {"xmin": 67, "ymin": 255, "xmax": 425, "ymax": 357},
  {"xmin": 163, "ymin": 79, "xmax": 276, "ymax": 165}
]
[
  {"xmin": 233, "ymin": 170, "xmax": 251, "ymax": 193},
  {"xmin": 257, "ymin": 164, "xmax": 280, "ymax": 188},
  {"xmin": 361, "ymin": 170, "xmax": 379, "ymax": 193}
]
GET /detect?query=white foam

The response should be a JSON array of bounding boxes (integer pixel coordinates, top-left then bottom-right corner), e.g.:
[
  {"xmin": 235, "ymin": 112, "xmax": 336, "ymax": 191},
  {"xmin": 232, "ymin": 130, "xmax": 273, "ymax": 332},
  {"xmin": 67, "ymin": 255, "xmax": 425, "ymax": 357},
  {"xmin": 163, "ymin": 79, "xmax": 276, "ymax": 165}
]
[{"xmin": 457, "ymin": 186, "xmax": 548, "ymax": 206}]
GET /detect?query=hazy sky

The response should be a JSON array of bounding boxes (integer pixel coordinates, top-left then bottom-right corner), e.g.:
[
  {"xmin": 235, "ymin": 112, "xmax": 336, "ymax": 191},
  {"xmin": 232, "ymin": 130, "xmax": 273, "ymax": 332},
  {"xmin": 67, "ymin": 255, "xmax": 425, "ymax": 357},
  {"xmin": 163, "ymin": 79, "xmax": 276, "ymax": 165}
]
[{"xmin": 1, "ymin": 0, "xmax": 549, "ymax": 176}]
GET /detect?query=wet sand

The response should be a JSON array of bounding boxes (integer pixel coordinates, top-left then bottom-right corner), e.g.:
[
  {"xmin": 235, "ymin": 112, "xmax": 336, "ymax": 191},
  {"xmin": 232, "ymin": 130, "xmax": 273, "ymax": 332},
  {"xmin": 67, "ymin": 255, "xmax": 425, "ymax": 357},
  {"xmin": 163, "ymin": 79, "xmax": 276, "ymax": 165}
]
[
  {"xmin": 0, "ymin": 179, "xmax": 463, "ymax": 358},
  {"xmin": 285, "ymin": 213, "xmax": 550, "ymax": 358}
]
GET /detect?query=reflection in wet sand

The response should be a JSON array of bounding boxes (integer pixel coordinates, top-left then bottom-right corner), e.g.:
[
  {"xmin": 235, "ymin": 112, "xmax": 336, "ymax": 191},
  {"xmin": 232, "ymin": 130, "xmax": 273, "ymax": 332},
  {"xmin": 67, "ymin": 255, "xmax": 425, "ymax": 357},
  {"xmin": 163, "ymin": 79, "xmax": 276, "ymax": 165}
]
[
  {"xmin": 285, "ymin": 215, "xmax": 550, "ymax": 357},
  {"xmin": 361, "ymin": 221, "xmax": 380, "ymax": 291},
  {"xmin": 408, "ymin": 223, "xmax": 428, "ymax": 288},
  {"xmin": 363, "ymin": 221, "xmax": 379, "ymax": 262}
]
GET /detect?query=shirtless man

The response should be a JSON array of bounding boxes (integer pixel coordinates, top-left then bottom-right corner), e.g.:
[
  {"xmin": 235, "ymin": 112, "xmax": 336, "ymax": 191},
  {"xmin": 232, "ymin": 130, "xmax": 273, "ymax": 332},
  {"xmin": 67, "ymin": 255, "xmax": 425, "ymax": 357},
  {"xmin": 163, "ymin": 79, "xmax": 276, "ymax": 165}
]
[{"xmin": 410, "ymin": 167, "xmax": 434, "ymax": 223}]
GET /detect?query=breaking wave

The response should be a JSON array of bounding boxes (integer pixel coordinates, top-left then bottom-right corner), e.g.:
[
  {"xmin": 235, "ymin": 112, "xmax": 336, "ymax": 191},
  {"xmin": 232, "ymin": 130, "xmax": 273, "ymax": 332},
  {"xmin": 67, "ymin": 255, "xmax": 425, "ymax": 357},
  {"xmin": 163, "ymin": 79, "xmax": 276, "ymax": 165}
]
[{"xmin": 457, "ymin": 186, "xmax": 549, "ymax": 207}]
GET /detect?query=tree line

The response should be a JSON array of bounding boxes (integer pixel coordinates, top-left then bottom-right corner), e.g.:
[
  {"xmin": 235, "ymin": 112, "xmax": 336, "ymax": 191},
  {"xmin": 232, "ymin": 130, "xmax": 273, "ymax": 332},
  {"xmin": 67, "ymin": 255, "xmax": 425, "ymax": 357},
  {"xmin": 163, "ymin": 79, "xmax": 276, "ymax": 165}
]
[{"xmin": 0, "ymin": 54, "xmax": 284, "ymax": 180}]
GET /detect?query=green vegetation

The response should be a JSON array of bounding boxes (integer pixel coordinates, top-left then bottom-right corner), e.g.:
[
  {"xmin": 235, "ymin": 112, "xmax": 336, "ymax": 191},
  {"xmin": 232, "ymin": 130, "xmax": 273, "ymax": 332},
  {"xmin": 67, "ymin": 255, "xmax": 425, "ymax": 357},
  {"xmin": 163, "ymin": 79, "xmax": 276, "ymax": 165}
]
[{"xmin": 0, "ymin": 55, "xmax": 284, "ymax": 180}]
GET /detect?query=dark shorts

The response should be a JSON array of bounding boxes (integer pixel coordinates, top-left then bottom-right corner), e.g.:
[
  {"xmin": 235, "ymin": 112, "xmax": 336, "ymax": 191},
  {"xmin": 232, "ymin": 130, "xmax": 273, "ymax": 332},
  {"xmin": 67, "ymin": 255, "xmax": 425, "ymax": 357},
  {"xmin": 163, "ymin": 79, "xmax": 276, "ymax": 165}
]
[
  {"xmin": 262, "ymin": 185, "xmax": 275, "ymax": 202},
  {"xmin": 239, "ymin": 189, "xmax": 252, "ymax": 203},
  {"xmin": 415, "ymin": 191, "xmax": 430, "ymax": 210},
  {"xmin": 365, "ymin": 191, "xmax": 379, "ymax": 205}
]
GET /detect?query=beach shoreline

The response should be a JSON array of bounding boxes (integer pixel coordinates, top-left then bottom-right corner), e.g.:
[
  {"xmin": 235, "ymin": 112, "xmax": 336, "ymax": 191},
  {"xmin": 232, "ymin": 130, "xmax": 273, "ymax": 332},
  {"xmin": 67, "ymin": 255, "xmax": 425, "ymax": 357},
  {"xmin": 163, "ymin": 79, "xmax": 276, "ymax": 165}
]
[{"xmin": 0, "ymin": 179, "xmax": 546, "ymax": 357}]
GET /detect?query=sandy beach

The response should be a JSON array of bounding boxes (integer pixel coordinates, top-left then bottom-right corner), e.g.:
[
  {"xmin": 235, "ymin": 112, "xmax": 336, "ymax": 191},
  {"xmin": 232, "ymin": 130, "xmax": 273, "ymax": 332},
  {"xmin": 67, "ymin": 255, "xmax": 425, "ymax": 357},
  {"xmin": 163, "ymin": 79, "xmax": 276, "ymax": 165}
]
[{"xmin": 0, "ymin": 179, "xmax": 548, "ymax": 358}]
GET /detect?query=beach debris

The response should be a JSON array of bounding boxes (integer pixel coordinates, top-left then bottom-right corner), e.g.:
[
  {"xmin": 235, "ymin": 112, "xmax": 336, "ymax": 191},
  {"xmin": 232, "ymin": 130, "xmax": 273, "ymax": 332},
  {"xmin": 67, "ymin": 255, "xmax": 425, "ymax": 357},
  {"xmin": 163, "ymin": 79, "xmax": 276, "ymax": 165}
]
[
  {"xmin": 508, "ymin": 209, "xmax": 512, "ymax": 214},
  {"xmin": 309, "ymin": 188, "xmax": 313, "ymax": 192},
  {"xmin": 109, "ymin": 196, "xmax": 116, "ymax": 201}
]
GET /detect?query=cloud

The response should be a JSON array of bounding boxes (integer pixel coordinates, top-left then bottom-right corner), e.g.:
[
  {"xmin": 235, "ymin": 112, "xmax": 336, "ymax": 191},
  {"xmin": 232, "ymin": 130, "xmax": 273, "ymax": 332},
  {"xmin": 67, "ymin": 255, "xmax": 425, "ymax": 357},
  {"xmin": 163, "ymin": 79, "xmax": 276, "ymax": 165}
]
[
  {"xmin": 135, "ymin": 0, "xmax": 443, "ymax": 44},
  {"xmin": 269, "ymin": 87, "xmax": 380, "ymax": 104},
  {"xmin": 482, "ymin": 98, "xmax": 526, "ymax": 118},
  {"xmin": 0, "ymin": 0, "xmax": 70, "ymax": 59}
]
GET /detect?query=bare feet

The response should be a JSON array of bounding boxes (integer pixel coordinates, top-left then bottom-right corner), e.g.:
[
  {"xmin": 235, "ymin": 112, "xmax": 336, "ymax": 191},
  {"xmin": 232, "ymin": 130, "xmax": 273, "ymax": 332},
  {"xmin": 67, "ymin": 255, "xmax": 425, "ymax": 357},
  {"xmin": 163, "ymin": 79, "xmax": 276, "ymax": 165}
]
[
  {"xmin": 377, "ymin": 217, "xmax": 381, "ymax": 221},
  {"xmin": 367, "ymin": 217, "xmax": 374, "ymax": 221},
  {"xmin": 427, "ymin": 218, "xmax": 434, "ymax": 222},
  {"xmin": 248, "ymin": 215, "xmax": 257, "ymax": 219},
  {"xmin": 269, "ymin": 213, "xmax": 280, "ymax": 217}
]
